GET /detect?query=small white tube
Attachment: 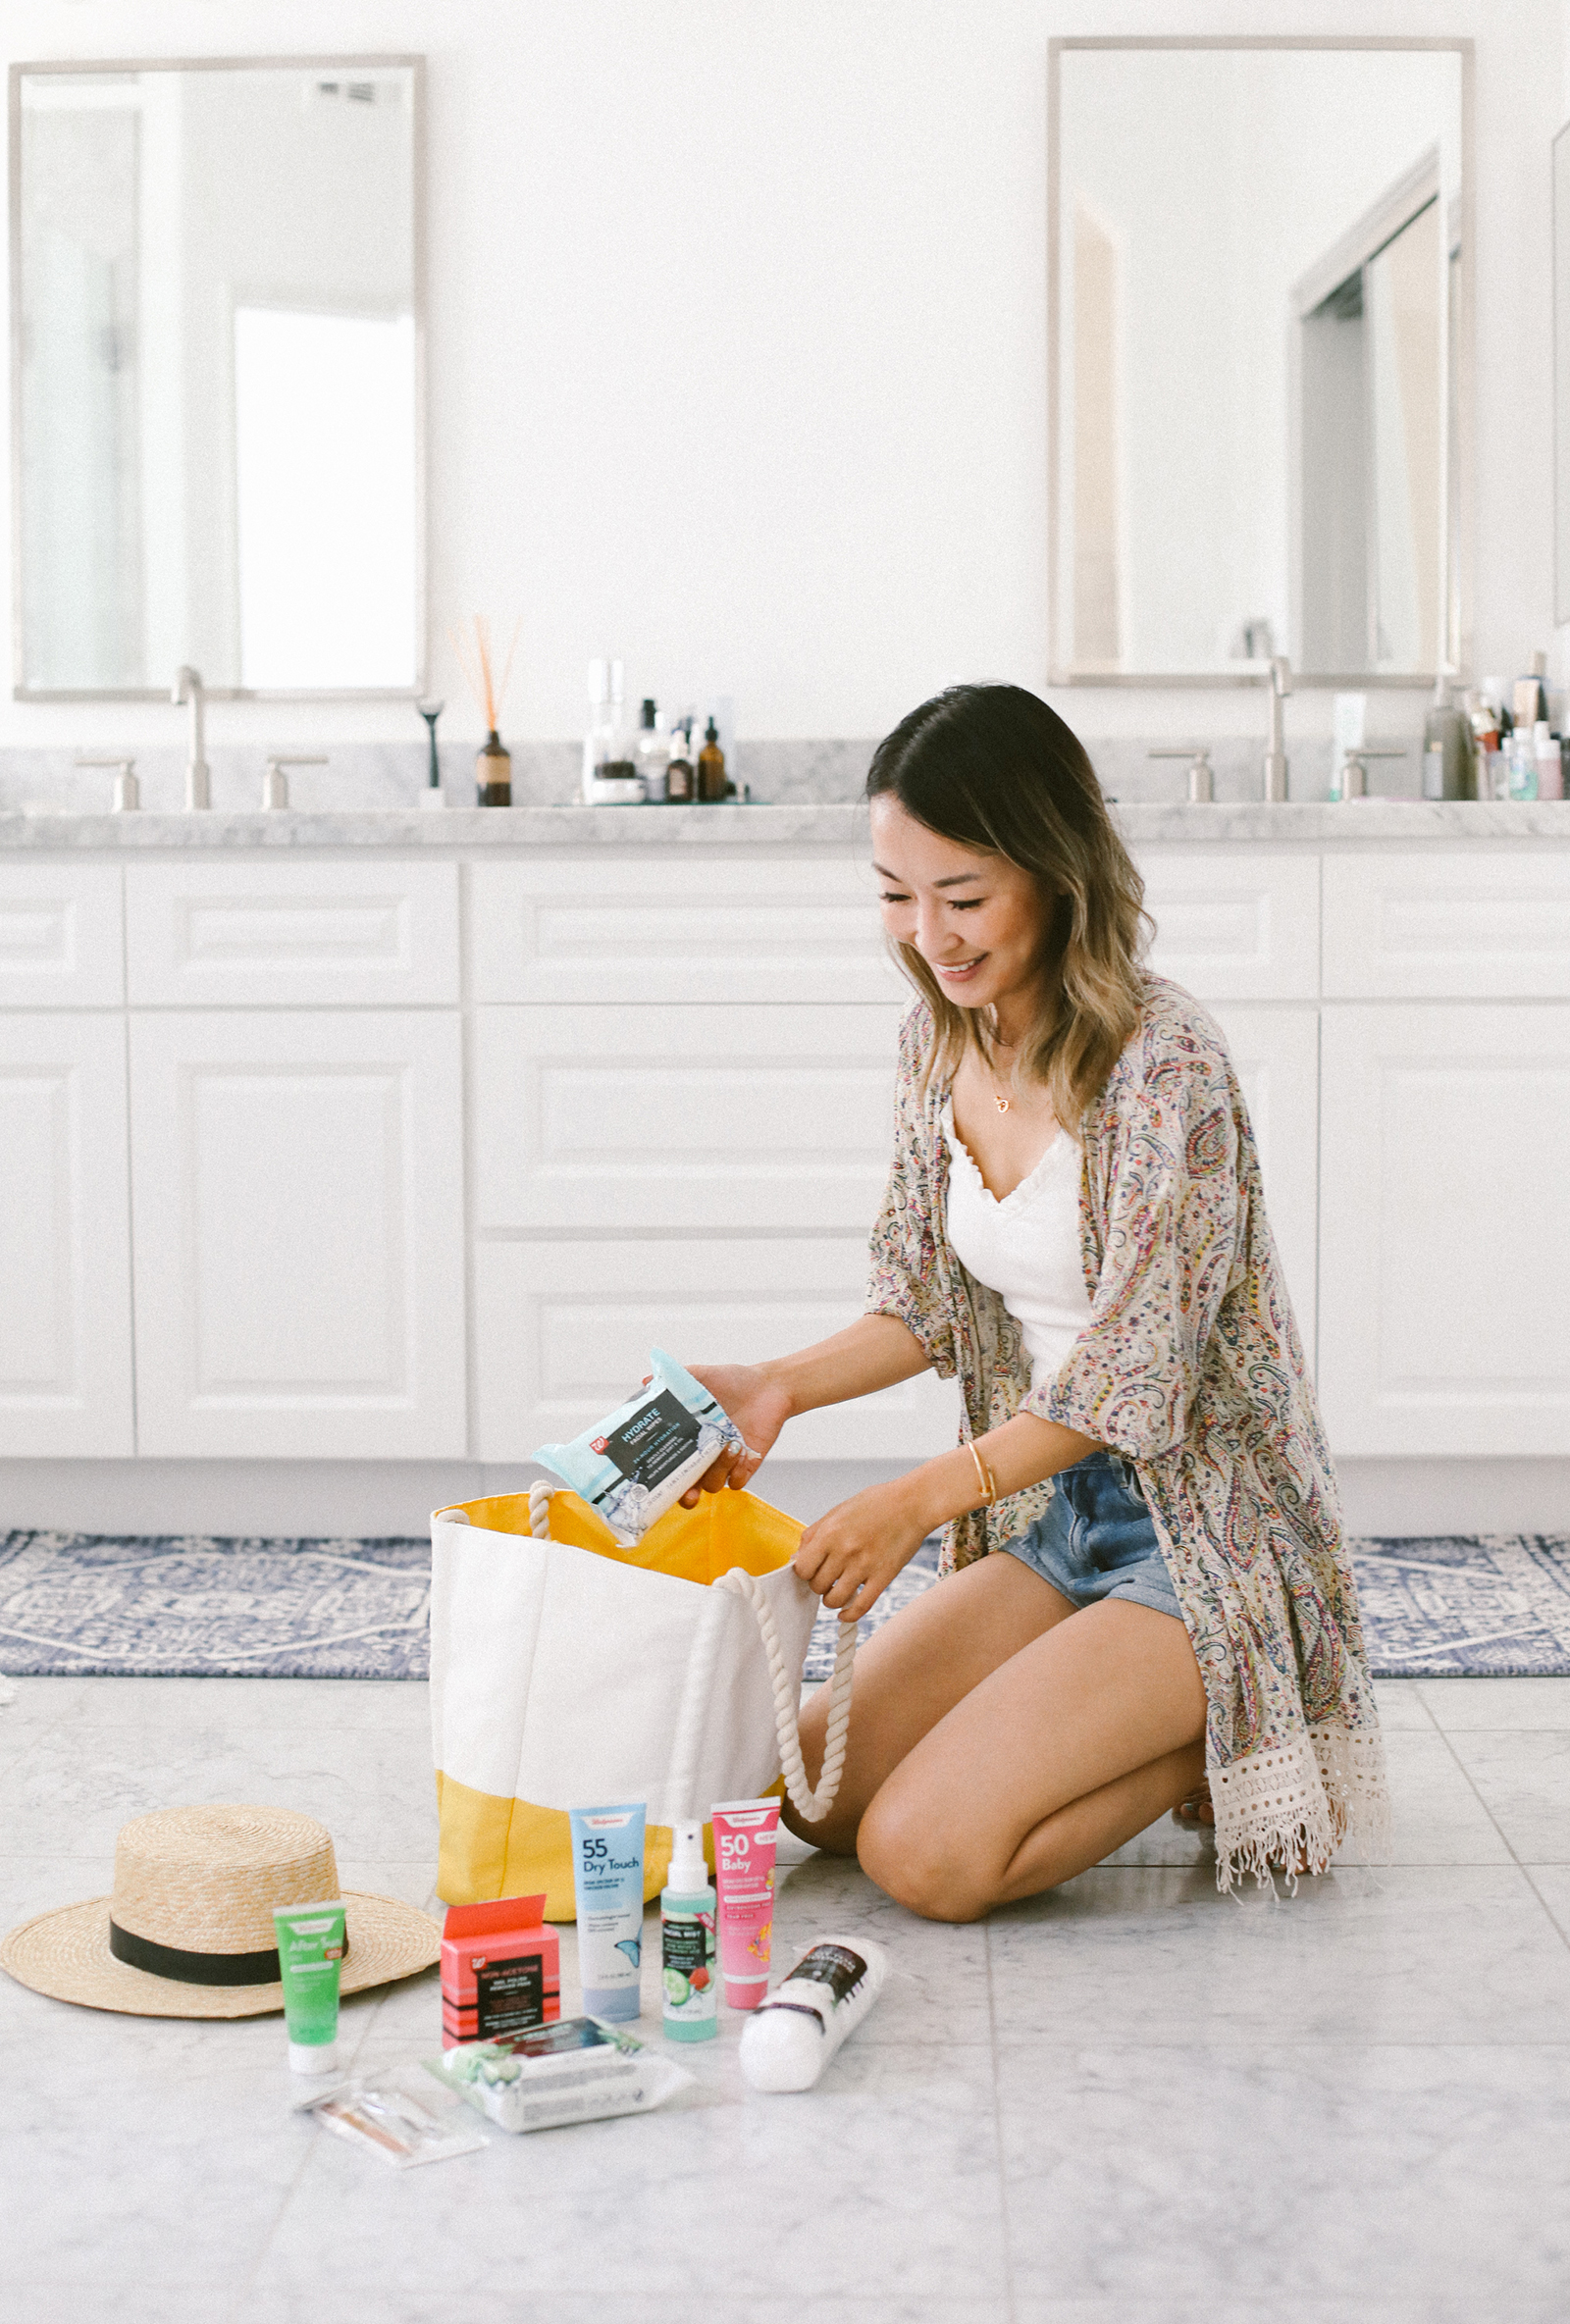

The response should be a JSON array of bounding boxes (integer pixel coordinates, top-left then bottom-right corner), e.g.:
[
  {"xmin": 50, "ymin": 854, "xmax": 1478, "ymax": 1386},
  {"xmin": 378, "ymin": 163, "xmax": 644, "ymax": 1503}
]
[{"xmin": 738, "ymin": 1934, "xmax": 888, "ymax": 2092}]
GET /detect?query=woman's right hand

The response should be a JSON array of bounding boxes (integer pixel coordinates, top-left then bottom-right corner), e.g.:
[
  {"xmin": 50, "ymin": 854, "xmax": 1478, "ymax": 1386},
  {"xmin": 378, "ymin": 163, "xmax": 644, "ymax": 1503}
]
[{"xmin": 679, "ymin": 1364, "xmax": 794, "ymax": 1501}]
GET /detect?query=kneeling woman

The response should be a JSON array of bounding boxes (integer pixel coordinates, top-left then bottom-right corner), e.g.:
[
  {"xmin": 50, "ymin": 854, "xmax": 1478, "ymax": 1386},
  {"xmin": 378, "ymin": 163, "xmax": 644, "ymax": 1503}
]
[{"xmin": 691, "ymin": 685, "xmax": 1387, "ymax": 1916}]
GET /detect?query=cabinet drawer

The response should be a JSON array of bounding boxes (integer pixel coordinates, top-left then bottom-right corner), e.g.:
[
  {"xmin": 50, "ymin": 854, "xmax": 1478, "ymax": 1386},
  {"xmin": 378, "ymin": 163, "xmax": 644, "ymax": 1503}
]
[
  {"xmin": 1137, "ymin": 850, "xmax": 1320, "ymax": 1000},
  {"xmin": 126, "ymin": 860, "xmax": 459, "ymax": 1006},
  {"xmin": 475, "ymin": 1237, "xmax": 959, "ymax": 1463},
  {"xmin": 468, "ymin": 855, "xmax": 901, "ymax": 1005},
  {"xmin": 474, "ymin": 1004, "xmax": 904, "ymax": 1232},
  {"xmin": 1323, "ymin": 851, "xmax": 1570, "ymax": 998},
  {"xmin": 0, "ymin": 864, "xmax": 124, "ymax": 1006}
]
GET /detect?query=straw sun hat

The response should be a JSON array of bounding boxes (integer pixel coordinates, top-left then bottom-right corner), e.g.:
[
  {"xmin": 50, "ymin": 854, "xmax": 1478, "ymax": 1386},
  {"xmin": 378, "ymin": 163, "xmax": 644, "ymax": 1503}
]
[{"xmin": 0, "ymin": 1803, "xmax": 441, "ymax": 2018}]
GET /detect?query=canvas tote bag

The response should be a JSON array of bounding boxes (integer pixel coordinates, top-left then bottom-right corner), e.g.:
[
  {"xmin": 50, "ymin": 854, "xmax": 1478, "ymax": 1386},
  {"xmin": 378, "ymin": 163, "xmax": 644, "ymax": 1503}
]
[{"xmin": 430, "ymin": 1482, "xmax": 855, "ymax": 1919}]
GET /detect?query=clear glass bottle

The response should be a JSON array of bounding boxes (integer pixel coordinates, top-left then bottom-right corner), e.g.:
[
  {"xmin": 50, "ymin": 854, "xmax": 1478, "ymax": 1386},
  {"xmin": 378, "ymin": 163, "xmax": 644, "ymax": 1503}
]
[
  {"xmin": 582, "ymin": 658, "xmax": 642, "ymax": 803},
  {"xmin": 637, "ymin": 698, "xmax": 670, "ymax": 802}
]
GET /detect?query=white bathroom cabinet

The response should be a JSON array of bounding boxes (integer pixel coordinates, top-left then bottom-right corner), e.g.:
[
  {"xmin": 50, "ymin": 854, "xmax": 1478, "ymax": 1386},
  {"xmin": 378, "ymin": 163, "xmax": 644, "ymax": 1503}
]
[
  {"xmin": 0, "ymin": 1011, "xmax": 134, "ymax": 1457},
  {"xmin": 127, "ymin": 1009, "xmax": 466, "ymax": 1460},
  {"xmin": 5, "ymin": 803, "xmax": 1570, "ymax": 1505},
  {"xmin": 1318, "ymin": 1002, "xmax": 1570, "ymax": 1457}
]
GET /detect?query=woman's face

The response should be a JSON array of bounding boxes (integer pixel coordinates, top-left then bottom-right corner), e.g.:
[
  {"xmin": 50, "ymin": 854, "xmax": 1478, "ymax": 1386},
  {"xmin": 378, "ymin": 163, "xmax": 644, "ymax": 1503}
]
[{"xmin": 869, "ymin": 795, "xmax": 1052, "ymax": 1019}]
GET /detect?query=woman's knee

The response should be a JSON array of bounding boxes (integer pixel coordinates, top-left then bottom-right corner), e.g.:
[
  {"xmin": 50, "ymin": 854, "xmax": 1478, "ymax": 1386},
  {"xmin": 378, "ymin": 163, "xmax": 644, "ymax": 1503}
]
[
  {"xmin": 782, "ymin": 1795, "xmax": 860, "ymax": 1858},
  {"xmin": 855, "ymin": 1787, "xmax": 996, "ymax": 1924}
]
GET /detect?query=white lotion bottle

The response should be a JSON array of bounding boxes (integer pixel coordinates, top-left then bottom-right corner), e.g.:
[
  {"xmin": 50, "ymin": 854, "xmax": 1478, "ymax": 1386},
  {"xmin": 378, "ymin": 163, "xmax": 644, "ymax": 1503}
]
[{"xmin": 738, "ymin": 1934, "xmax": 888, "ymax": 2092}]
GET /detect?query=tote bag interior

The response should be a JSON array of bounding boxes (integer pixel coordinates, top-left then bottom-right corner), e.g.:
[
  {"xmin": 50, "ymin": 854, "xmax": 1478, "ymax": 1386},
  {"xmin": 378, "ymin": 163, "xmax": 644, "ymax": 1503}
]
[{"xmin": 433, "ymin": 1485, "xmax": 805, "ymax": 1918}]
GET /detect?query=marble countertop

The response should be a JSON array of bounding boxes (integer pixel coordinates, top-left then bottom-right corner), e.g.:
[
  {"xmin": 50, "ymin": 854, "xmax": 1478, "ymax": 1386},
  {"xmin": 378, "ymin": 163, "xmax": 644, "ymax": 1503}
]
[{"xmin": 5, "ymin": 799, "xmax": 1570, "ymax": 850}]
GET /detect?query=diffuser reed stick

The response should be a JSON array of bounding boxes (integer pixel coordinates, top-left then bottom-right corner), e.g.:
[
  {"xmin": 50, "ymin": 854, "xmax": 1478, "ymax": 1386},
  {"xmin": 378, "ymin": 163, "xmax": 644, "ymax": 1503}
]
[{"xmin": 450, "ymin": 615, "xmax": 521, "ymax": 806}]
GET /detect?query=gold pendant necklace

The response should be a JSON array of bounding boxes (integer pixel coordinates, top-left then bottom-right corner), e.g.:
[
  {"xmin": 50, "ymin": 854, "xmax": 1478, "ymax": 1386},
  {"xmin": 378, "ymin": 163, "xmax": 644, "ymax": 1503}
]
[{"xmin": 987, "ymin": 1009, "xmax": 1014, "ymax": 1111}]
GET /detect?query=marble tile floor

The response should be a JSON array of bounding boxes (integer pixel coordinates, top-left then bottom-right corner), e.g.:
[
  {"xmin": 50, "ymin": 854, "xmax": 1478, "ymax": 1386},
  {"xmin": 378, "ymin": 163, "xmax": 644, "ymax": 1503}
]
[{"xmin": 3, "ymin": 1674, "xmax": 1570, "ymax": 2324}]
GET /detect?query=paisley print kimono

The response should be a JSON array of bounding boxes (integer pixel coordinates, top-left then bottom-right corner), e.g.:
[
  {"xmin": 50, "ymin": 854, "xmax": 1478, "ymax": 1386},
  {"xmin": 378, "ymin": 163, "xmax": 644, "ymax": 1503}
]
[{"xmin": 865, "ymin": 977, "xmax": 1388, "ymax": 1888}]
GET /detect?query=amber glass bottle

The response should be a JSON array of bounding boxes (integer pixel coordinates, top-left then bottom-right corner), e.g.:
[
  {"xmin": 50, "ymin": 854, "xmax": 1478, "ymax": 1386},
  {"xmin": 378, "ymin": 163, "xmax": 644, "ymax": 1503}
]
[
  {"xmin": 697, "ymin": 717, "xmax": 728, "ymax": 801},
  {"xmin": 476, "ymin": 729, "xmax": 512, "ymax": 807},
  {"xmin": 666, "ymin": 726, "xmax": 695, "ymax": 803}
]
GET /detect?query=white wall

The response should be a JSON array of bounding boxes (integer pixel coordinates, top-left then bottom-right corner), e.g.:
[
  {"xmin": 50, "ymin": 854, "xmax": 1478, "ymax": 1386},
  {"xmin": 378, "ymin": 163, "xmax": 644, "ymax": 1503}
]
[{"xmin": 0, "ymin": 0, "xmax": 1563, "ymax": 757}]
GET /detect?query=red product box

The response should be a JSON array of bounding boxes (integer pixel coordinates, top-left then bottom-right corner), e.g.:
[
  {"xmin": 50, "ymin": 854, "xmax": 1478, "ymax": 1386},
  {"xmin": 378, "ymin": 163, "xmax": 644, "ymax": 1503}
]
[{"xmin": 441, "ymin": 1893, "xmax": 560, "ymax": 2050}]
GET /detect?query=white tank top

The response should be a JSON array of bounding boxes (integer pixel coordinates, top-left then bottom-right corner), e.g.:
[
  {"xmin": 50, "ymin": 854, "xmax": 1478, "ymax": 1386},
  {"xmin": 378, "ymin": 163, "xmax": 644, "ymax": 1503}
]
[{"xmin": 941, "ymin": 1098, "xmax": 1093, "ymax": 1393}]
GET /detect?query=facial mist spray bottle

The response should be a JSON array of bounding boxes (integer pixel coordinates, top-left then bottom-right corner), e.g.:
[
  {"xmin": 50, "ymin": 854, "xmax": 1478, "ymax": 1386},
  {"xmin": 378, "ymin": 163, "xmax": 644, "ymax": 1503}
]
[{"xmin": 660, "ymin": 1820, "xmax": 717, "ymax": 2042}]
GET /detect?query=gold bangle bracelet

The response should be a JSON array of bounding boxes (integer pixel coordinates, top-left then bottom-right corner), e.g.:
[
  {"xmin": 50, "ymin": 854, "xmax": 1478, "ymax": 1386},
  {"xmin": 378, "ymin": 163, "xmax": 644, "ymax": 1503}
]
[{"xmin": 968, "ymin": 1439, "xmax": 998, "ymax": 1508}]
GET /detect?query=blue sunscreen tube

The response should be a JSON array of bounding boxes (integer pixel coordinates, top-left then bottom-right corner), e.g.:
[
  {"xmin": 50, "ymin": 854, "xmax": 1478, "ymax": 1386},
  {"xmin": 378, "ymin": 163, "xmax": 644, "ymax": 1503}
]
[{"xmin": 569, "ymin": 1804, "xmax": 647, "ymax": 2022}]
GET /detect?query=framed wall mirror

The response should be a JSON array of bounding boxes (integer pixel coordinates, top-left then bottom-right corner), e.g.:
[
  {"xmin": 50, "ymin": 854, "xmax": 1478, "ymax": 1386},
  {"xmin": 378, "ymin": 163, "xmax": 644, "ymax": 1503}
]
[
  {"xmin": 10, "ymin": 55, "xmax": 424, "ymax": 699},
  {"xmin": 1049, "ymin": 37, "xmax": 1472, "ymax": 686}
]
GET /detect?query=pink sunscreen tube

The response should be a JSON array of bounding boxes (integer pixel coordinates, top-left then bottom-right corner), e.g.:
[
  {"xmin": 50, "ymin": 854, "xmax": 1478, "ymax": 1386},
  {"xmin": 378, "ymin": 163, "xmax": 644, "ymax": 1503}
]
[{"xmin": 710, "ymin": 1798, "xmax": 781, "ymax": 2009}]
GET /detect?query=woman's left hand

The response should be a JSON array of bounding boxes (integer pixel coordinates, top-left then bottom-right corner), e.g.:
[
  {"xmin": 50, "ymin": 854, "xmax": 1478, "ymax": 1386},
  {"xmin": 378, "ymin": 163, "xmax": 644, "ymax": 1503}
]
[{"xmin": 793, "ymin": 1482, "xmax": 932, "ymax": 1622}]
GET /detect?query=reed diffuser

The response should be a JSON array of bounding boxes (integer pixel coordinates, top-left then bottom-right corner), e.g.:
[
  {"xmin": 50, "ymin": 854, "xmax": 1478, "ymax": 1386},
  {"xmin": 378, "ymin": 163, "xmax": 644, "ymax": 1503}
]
[{"xmin": 451, "ymin": 616, "xmax": 521, "ymax": 806}]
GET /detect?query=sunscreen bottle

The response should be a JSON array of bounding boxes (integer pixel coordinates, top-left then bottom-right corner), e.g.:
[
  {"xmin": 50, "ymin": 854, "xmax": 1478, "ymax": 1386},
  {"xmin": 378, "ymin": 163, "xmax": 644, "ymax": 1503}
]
[{"xmin": 660, "ymin": 1820, "xmax": 716, "ymax": 2042}]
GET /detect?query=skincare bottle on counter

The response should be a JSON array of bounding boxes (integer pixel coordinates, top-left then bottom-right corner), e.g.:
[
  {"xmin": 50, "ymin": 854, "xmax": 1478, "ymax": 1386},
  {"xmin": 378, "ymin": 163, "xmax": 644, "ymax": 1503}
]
[
  {"xmin": 1514, "ymin": 651, "xmax": 1550, "ymax": 735},
  {"xmin": 1507, "ymin": 728, "xmax": 1539, "ymax": 801},
  {"xmin": 666, "ymin": 723, "xmax": 695, "ymax": 803},
  {"xmin": 1422, "ymin": 679, "xmax": 1474, "ymax": 800},
  {"xmin": 1535, "ymin": 721, "xmax": 1563, "ymax": 801},
  {"xmin": 477, "ymin": 729, "xmax": 512, "ymax": 807},
  {"xmin": 637, "ymin": 699, "xmax": 670, "ymax": 802},
  {"xmin": 1466, "ymin": 689, "xmax": 1500, "ymax": 756},
  {"xmin": 697, "ymin": 716, "xmax": 729, "ymax": 802},
  {"xmin": 583, "ymin": 659, "xmax": 643, "ymax": 804}
]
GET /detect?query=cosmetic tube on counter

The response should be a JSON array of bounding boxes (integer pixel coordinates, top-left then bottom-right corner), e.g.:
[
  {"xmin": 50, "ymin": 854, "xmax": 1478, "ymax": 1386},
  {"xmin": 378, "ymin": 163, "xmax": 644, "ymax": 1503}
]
[
  {"xmin": 569, "ymin": 1804, "xmax": 647, "ymax": 2021},
  {"xmin": 273, "ymin": 1899, "xmax": 347, "ymax": 2075},
  {"xmin": 739, "ymin": 1934, "xmax": 889, "ymax": 2092},
  {"xmin": 710, "ymin": 1798, "xmax": 780, "ymax": 2009}
]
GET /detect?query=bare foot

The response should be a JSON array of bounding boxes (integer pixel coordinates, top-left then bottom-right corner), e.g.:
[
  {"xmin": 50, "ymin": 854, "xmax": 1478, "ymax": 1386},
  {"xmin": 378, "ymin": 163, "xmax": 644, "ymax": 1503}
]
[{"xmin": 1171, "ymin": 1780, "xmax": 1214, "ymax": 1832}]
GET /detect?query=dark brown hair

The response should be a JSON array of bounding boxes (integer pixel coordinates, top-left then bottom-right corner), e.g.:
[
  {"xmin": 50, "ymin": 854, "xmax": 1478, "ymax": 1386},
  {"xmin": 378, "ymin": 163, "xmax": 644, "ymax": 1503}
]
[{"xmin": 865, "ymin": 684, "xmax": 1149, "ymax": 1125}]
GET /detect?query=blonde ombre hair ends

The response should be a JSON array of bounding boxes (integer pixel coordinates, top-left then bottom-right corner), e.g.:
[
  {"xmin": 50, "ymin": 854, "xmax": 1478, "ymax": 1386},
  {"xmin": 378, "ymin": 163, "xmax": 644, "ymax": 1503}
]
[{"xmin": 865, "ymin": 685, "xmax": 1150, "ymax": 1126}]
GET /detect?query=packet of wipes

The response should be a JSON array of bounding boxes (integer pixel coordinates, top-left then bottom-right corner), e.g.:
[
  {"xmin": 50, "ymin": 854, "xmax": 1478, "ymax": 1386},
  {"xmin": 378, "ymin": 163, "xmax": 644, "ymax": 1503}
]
[
  {"xmin": 424, "ymin": 2014, "xmax": 695, "ymax": 2134},
  {"xmin": 532, "ymin": 1348, "xmax": 747, "ymax": 1545}
]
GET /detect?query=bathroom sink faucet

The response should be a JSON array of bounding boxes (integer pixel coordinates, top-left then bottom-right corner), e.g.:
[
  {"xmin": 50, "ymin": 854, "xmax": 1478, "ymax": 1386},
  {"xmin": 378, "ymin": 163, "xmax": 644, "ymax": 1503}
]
[
  {"xmin": 172, "ymin": 666, "xmax": 211, "ymax": 809},
  {"xmin": 1263, "ymin": 655, "xmax": 1290, "ymax": 801},
  {"xmin": 1148, "ymin": 746, "xmax": 1215, "ymax": 801}
]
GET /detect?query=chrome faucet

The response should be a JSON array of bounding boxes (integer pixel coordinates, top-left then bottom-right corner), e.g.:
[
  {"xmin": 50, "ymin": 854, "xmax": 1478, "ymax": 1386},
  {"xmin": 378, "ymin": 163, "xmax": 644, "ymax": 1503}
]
[
  {"xmin": 172, "ymin": 666, "xmax": 211, "ymax": 809},
  {"xmin": 1263, "ymin": 655, "xmax": 1291, "ymax": 801},
  {"xmin": 1148, "ymin": 746, "xmax": 1215, "ymax": 802},
  {"xmin": 261, "ymin": 753, "xmax": 327, "ymax": 810}
]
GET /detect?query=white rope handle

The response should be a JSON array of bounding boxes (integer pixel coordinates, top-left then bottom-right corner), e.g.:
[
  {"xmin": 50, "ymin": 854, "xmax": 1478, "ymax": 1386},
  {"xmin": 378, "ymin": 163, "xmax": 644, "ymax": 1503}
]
[
  {"xmin": 527, "ymin": 1482, "xmax": 855, "ymax": 1823},
  {"xmin": 713, "ymin": 1565, "xmax": 856, "ymax": 1824}
]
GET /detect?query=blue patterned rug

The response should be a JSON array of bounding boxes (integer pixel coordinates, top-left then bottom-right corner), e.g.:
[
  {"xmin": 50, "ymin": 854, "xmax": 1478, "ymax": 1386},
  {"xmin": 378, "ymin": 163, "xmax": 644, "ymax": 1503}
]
[
  {"xmin": 4, "ymin": 1527, "xmax": 1570, "ymax": 1681},
  {"xmin": 0, "ymin": 1532, "xmax": 431, "ymax": 1678}
]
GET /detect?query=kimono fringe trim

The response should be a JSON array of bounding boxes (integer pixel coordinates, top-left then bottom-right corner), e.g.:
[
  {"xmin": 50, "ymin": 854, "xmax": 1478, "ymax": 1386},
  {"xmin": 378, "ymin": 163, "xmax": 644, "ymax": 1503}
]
[{"xmin": 1209, "ymin": 1725, "xmax": 1391, "ymax": 1893}]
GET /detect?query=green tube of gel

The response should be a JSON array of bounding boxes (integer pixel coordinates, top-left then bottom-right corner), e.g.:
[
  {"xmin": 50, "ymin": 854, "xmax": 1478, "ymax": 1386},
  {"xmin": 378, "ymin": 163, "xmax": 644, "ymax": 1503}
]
[{"xmin": 273, "ymin": 1899, "xmax": 347, "ymax": 2075}]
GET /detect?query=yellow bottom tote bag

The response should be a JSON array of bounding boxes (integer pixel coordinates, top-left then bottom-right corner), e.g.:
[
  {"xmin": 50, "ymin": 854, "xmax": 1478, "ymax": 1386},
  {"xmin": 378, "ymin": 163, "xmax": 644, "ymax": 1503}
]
[{"xmin": 430, "ymin": 1482, "xmax": 856, "ymax": 1918}]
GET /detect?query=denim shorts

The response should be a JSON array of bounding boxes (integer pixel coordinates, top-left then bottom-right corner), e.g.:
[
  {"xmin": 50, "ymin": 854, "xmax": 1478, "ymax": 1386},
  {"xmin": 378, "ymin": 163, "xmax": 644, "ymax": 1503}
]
[{"xmin": 997, "ymin": 1451, "xmax": 1183, "ymax": 1622}]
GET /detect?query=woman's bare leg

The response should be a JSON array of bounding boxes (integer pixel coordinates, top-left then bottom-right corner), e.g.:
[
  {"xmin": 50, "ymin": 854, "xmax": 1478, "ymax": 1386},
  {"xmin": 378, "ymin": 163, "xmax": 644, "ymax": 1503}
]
[
  {"xmin": 857, "ymin": 1598, "xmax": 1207, "ymax": 1921},
  {"xmin": 783, "ymin": 1554, "xmax": 1082, "ymax": 1856}
]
